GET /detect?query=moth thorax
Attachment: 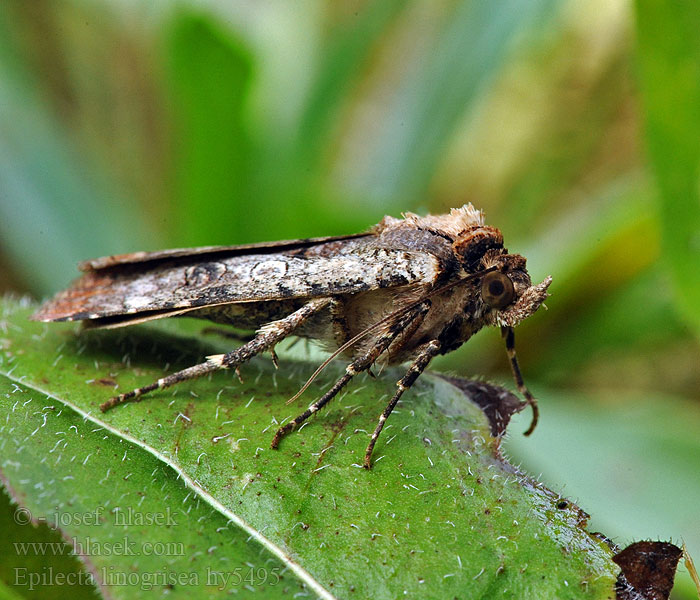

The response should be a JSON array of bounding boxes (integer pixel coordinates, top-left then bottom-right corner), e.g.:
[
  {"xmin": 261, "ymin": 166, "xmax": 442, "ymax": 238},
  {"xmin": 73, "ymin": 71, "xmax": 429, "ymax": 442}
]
[{"xmin": 452, "ymin": 226, "xmax": 504, "ymax": 272}]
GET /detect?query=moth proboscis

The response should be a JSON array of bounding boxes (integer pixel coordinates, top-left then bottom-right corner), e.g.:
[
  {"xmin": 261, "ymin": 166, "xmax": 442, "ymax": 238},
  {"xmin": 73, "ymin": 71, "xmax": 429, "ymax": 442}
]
[{"xmin": 32, "ymin": 205, "xmax": 551, "ymax": 468}]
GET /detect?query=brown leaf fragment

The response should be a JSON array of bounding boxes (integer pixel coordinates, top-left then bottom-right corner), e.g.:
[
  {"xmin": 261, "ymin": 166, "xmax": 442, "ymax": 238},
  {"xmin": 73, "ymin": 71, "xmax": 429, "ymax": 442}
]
[
  {"xmin": 438, "ymin": 375, "xmax": 525, "ymax": 438},
  {"xmin": 614, "ymin": 541, "xmax": 682, "ymax": 600}
]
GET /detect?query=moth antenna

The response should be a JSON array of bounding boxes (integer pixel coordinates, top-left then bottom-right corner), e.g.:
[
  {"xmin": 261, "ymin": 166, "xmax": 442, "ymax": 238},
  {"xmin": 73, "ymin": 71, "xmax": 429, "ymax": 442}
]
[
  {"xmin": 286, "ymin": 267, "xmax": 495, "ymax": 405},
  {"xmin": 501, "ymin": 326, "xmax": 539, "ymax": 435}
]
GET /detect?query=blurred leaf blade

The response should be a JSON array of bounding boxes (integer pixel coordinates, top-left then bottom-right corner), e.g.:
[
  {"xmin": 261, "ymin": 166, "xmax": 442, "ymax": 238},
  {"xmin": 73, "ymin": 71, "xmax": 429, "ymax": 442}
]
[
  {"xmin": 635, "ymin": 0, "xmax": 700, "ymax": 337},
  {"xmin": 296, "ymin": 0, "xmax": 408, "ymax": 166},
  {"xmin": 357, "ymin": 0, "xmax": 562, "ymax": 205},
  {"xmin": 0, "ymin": 54, "xmax": 155, "ymax": 296},
  {"xmin": 0, "ymin": 486, "xmax": 103, "ymax": 600},
  {"xmin": 0, "ymin": 577, "xmax": 25, "ymax": 600},
  {"xmin": 164, "ymin": 11, "xmax": 254, "ymax": 247}
]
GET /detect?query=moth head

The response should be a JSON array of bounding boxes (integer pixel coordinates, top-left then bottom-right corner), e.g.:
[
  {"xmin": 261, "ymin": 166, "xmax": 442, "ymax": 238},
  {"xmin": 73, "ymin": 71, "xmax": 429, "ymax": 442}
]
[{"xmin": 478, "ymin": 252, "xmax": 552, "ymax": 327}]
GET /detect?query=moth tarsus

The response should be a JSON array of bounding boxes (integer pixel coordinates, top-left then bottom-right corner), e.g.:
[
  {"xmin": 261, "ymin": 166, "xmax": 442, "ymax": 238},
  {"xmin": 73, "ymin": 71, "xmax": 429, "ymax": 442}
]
[
  {"xmin": 32, "ymin": 204, "xmax": 551, "ymax": 468},
  {"xmin": 363, "ymin": 338, "xmax": 442, "ymax": 468}
]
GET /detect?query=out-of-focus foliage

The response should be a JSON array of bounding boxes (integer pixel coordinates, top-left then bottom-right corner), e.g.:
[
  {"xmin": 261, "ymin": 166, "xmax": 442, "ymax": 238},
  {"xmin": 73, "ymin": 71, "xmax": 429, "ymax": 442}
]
[
  {"xmin": 0, "ymin": 0, "xmax": 698, "ymax": 597},
  {"xmin": 636, "ymin": 1, "xmax": 700, "ymax": 338}
]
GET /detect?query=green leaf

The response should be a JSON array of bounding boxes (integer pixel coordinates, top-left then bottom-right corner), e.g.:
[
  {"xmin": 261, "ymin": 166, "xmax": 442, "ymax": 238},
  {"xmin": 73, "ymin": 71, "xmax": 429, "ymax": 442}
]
[
  {"xmin": 0, "ymin": 297, "xmax": 621, "ymax": 598},
  {"xmin": 164, "ymin": 11, "xmax": 254, "ymax": 247},
  {"xmin": 505, "ymin": 389, "xmax": 700, "ymax": 598},
  {"xmin": 0, "ymin": 486, "xmax": 98, "ymax": 599},
  {"xmin": 0, "ymin": 577, "xmax": 25, "ymax": 600},
  {"xmin": 635, "ymin": 0, "xmax": 700, "ymax": 336}
]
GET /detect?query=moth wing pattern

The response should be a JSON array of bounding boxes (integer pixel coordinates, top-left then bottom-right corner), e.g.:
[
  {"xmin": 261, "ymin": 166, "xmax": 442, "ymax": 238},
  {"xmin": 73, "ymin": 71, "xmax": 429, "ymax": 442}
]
[
  {"xmin": 78, "ymin": 233, "xmax": 368, "ymax": 271},
  {"xmin": 32, "ymin": 236, "xmax": 441, "ymax": 325}
]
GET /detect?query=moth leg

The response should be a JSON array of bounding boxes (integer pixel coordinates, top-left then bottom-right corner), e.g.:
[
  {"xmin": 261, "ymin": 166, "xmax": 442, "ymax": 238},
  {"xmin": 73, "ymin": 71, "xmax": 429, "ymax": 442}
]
[
  {"xmin": 364, "ymin": 339, "xmax": 441, "ymax": 469},
  {"xmin": 269, "ymin": 347, "xmax": 280, "ymax": 369},
  {"xmin": 270, "ymin": 372, "xmax": 353, "ymax": 450},
  {"xmin": 270, "ymin": 303, "xmax": 430, "ymax": 450},
  {"xmin": 501, "ymin": 326, "xmax": 538, "ymax": 436},
  {"xmin": 100, "ymin": 298, "xmax": 330, "ymax": 412}
]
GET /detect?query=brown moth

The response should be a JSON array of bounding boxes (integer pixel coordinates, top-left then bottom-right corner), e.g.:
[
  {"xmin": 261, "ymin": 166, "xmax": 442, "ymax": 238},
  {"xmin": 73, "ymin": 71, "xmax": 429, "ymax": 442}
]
[{"xmin": 32, "ymin": 205, "xmax": 551, "ymax": 468}]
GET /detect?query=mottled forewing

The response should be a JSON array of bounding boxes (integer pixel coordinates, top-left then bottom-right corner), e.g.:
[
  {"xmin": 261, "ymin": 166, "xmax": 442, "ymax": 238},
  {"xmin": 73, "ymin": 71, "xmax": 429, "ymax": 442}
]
[
  {"xmin": 33, "ymin": 238, "xmax": 439, "ymax": 323},
  {"xmin": 78, "ymin": 234, "xmax": 367, "ymax": 271}
]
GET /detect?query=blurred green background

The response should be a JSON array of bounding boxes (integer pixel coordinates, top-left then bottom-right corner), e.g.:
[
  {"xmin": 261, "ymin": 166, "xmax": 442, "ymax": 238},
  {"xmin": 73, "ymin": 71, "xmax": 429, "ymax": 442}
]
[{"xmin": 0, "ymin": 0, "xmax": 698, "ymax": 597}]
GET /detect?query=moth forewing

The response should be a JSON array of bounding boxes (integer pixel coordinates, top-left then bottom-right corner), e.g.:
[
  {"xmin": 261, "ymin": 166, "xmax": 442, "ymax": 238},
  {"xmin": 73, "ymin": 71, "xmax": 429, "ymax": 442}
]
[{"xmin": 32, "ymin": 204, "xmax": 551, "ymax": 468}]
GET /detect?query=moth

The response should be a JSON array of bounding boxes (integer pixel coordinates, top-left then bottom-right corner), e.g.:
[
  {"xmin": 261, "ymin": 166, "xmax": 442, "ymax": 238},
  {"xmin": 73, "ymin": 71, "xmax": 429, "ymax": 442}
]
[{"xmin": 32, "ymin": 205, "xmax": 551, "ymax": 468}]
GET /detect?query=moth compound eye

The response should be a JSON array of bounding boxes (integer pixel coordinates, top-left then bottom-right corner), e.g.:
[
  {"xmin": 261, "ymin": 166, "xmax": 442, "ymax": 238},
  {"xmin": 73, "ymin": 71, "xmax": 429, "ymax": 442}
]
[{"xmin": 481, "ymin": 272, "xmax": 515, "ymax": 309}]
